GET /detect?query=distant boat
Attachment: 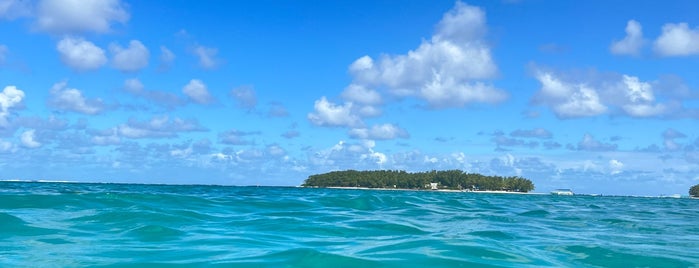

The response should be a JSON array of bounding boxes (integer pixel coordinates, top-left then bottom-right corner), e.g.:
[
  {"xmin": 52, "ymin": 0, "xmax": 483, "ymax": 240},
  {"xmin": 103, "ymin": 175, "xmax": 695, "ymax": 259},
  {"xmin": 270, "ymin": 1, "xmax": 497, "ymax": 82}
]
[{"xmin": 551, "ymin": 189, "xmax": 574, "ymax": 195}]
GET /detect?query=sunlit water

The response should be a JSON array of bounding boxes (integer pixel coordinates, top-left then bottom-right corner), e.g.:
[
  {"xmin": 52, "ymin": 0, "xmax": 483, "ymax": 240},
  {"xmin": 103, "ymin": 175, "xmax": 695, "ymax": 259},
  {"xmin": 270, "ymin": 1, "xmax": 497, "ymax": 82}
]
[{"xmin": 1, "ymin": 181, "xmax": 698, "ymax": 267}]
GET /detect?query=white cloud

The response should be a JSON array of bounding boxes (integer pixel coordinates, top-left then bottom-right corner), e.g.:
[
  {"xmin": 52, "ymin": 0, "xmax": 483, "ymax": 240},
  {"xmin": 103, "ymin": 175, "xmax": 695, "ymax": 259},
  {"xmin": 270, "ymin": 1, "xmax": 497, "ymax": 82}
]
[
  {"xmin": 282, "ymin": 130, "xmax": 299, "ymax": 139},
  {"xmin": 341, "ymin": 84, "xmax": 382, "ymax": 105},
  {"xmin": 662, "ymin": 128, "xmax": 686, "ymax": 151},
  {"xmin": 48, "ymin": 81, "xmax": 104, "ymax": 114},
  {"xmin": 0, "ymin": 0, "xmax": 31, "ymax": 20},
  {"xmin": 654, "ymin": 23, "xmax": 699, "ymax": 56},
  {"xmin": 266, "ymin": 144, "xmax": 286, "ymax": 157},
  {"xmin": 0, "ymin": 44, "xmax": 7, "ymax": 64},
  {"xmin": 619, "ymin": 75, "xmax": 666, "ymax": 117},
  {"xmin": 230, "ymin": 86, "xmax": 257, "ymax": 110},
  {"xmin": 123, "ymin": 78, "xmax": 144, "ymax": 94},
  {"xmin": 193, "ymin": 45, "xmax": 219, "ymax": 69},
  {"xmin": 532, "ymin": 70, "xmax": 675, "ymax": 118},
  {"xmin": 349, "ymin": 123, "xmax": 409, "ymax": 140},
  {"xmin": 357, "ymin": 105, "xmax": 382, "ymax": 118},
  {"xmin": 0, "ymin": 85, "xmax": 25, "ymax": 127},
  {"xmin": 20, "ymin": 129, "xmax": 41, "ymax": 148},
  {"xmin": 555, "ymin": 86, "xmax": 607, "ymax": 118},
  {"xmin": 307, "ymin": 97, "xmax": 362, "ymax": 127},
  {"xmin": 609, "ymin": 159, "xmax": 624, "ymax": 175},
  {"xmin": 122, "ymin": 79, "xmax": 186, "ymax": 108},
  {"xmin": 159, "ymin": 46, "xmax": 175, "ymax": 70},
  {"xmin": 347, "ymin": 2, "xmax": 505, "ymax": 108},
  {"xmin": 421, "ymin": 73, "xmax": 507, "ymax": 107},
  {"xmin": 267, "ymin": 102, "xmax": 289, "ymax": 117},
  {"xmin": 56, "ymin": 37, "xmax": 107, "ymax": 71},
  {"xmin": 510, "ymin": 128, "xmax": 552, "ymax": 139},
  {"xmin": 309, "ymin": 140, "xmax": 388, "ymax": 169},
  {"xmin": 36, "ymin": 0, "xmax": 129, "ymax": 34},
  {"xmin": 610, "ymin": 20, "xmax": 644, "ymax": 56},
  {"xmin": 534, "ymin": 72, "xmax": 606, "ymax": 118},
  {"xmin": 110, "ymin": 40, "xmax": 149, "ymax": 72},
  {"xmin": 218, "ymin": 129, "xmax": 259, "ymax": 145},
  {"xmin": 117, "ymin": 116, "xmax": 206, "ymax": 139},
  {"xmin": 91, "ymin": 133, "xmax": 120, "ymax": 145},
  {"xmin": 182, "ymin": 79, "xmax": 214, "ymax": 104},
  {"xmin": 576, "ymin": 134, "xmax": 617, "ymax": 152},
  {"xmin": 0, "ymin": 140, "xmax": 17, "ymax": 153}
]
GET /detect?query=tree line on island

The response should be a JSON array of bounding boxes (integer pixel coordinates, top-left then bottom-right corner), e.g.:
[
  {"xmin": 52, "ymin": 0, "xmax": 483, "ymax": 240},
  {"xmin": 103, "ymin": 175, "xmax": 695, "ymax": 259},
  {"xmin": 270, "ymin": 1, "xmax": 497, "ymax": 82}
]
[
  {"xmin": 302, "ymin": 170, "xmax": 535, "ymax": 192},
  {"xmin": 691, "ymin": 184, "xmax": 699, "ymax": 198}
]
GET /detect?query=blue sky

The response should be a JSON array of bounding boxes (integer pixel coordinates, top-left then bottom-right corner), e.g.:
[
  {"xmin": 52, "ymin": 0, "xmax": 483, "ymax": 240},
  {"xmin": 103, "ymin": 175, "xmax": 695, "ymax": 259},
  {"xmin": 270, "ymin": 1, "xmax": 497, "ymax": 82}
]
[{"xmin": 1, "ymin": 0, "xmax": 698, "ymax": 195}]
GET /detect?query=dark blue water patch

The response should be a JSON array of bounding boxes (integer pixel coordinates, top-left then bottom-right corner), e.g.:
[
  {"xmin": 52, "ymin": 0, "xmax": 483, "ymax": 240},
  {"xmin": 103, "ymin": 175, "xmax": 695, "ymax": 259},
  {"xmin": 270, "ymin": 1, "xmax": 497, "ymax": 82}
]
[
  {"xmin": 124, "ymin": 225, "xmax": 186, "ymax": 242},
  {"xmin": 517, "ymin": 209, "xmax": 550, "ymax": 217},
  {"xmin": 0, "ymin": 212, "xmax": 56, "ymax": 237},
  {"xmin": 468, "ymin": 230, "xmax": 517, "ymax": 240},
  {"xmin": 561, "ymin": 245, "xmax": 694, "ymax": 268}
]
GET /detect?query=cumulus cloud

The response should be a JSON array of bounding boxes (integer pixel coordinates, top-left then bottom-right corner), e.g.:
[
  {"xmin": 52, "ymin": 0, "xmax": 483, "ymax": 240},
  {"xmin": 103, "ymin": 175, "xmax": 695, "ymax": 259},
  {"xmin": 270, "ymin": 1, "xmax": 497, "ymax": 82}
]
[
  {"xmin": 230, "ymin": 86, "xmax": 257, "ymax": 110},
  {"xmin": 309, "ymin": 140, "xmax": 388, "ymax": 169},
  {"xmin": 0, "ymin": 85, "xmax": 25, "ymax": 127},
  {"xmin": 542, "ymin": 141, "xmax": 562, "ymax": 150},
  {"xmin": 510, "ymin": 128, "xmax": 552, "ymax": 139},
  {"xmin": 533, "ymin": 72, "xmax": 607, "ymax": 118},
  {"xmin": 0, "ymin": 139, "xmax": 17, "ymax": 153},
  {"xmin": 123, "ymin": 78, "xmax": 186, "ymax": 109},
  {"xmin": 618, "ymin": 75, "xmax": 667, "ymax": 117},
  {"xmin": 36, "ymin": 0, "xmax": 129, "ymax": 34},
  {"xmin": 575, "ymin": 134, "xmax": 617, "ymax": 152},
  {"xmin": 110, "ymin": 40, "xmax": 149, "ymax": 72},
  {"xmin": 117, "ymin": 116, "xmax": 207, "ymax": 139},
  {"xmin": 662, "ymin": 128, "xmax": 686, "ymax": 151},
  {"xmin": 346, "ymin": 2, "xmax": 506, "ymax": 108},
  {"xmin": 48, "ymin": 81, "xmax": 105, "ymax": 114},
  {"xmin": 123, "ymin": 78, "xmax": 144, "ymax": 94},
  {"xmin": 193, "ymin": 45, "xmax": 220, "ymax": 69},
  {"xmin": 13, "ymin": 115, "xmax": 68, "ymax": 131},
  {"xmin": 90, "ymin": 128, "xmax": 120, "ymax": 145},
  {"xmin": 56, "ymin": 37, "xmax": 107, "ymax": 71},
  {"xmin": 158, "ymin": 46, "xmax": 175, "ymax": 71},
  {"xmin": 491, "ymin": 132, "xmax": 538, "ymax": 151},
  {"xmin": 348, "ymin": 123, "xmax": 409, "ymax": 140},
  {"xmin": 341, "ymin": 84, "xmax": 382, "ymax": 105},
  {"xmin": 267, "ymin": 102, "xmax": 289, "ymax": 117},
  {"xmin": 609, "ymin": 159, "xmax": 624, "ymax": 175},
  {"xmin": 169, "ymin": 139, "xmax": 213, "ymax": 158},
  {"xmin": 532, "ymin": 69, "xmax": 676, "ymax": 118},
  {"xmin": 182, "ymin": 79, "xmax": 214, "ymax": 104},
  {"xmin": 307, "ymin": 97, "xmax": 362, "ymax": 127},
  {"xmin": 266, "ymin": 144, "xmax": 287, "ymax": 157},
  {"xmin": 281, "ymin": 130, "xmax": 299, "ymax": 139},
  {"xmin": 610, "ymin": 20, "xmax": 644, "ymax": 56},
  {"xmin": 654, "ymin": 23, "xmax": 699, "ymax": 56},
  {"xmin": 218, "ymin": 129, "xmax": 259, "ymax": 145},
  {"xmin": 20, "ymin": 129, "xmax": 41, "ymax": 148}
]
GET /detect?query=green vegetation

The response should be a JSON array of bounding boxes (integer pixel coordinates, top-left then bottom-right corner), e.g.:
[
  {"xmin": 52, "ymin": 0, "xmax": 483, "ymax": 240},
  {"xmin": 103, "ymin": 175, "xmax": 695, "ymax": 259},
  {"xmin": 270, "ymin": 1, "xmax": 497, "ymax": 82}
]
[
  {"xmin": 302, "ymin": 170, "xmax": 535, "ymax": 192},
  {"xmin": 690, "ymin": 184, "xmax": 699, "ymax": 198}
]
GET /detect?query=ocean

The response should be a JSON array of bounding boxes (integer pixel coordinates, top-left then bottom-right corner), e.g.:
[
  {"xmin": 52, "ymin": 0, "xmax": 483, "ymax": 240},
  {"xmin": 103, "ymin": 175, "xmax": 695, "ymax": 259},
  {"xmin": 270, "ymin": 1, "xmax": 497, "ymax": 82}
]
[{"xmin": 1, "ymin": 181, "xmax": 697, "ymax": 267}]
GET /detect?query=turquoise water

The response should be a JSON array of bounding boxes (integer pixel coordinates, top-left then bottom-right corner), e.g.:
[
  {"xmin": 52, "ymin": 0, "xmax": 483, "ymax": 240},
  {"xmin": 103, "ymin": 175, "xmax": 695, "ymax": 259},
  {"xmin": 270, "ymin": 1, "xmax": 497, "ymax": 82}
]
[{"xmin": 1, "ymin": 182, "xmax": 698, "ymax": 267}]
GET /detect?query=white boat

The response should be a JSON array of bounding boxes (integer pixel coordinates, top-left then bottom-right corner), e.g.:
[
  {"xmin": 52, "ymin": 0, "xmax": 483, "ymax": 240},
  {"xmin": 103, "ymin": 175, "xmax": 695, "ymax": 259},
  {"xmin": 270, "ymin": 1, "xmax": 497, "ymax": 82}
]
[{"xmin": 551, "ymin": 189, "xmax": 574, "ymax": 195}]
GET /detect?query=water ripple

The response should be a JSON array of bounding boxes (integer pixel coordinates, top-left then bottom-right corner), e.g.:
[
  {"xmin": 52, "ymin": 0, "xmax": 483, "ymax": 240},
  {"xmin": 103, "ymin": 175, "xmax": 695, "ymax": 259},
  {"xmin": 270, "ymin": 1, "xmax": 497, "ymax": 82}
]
[{"xmin": 1, "ymin": 182, "xmax": 698, "ymax": 267}]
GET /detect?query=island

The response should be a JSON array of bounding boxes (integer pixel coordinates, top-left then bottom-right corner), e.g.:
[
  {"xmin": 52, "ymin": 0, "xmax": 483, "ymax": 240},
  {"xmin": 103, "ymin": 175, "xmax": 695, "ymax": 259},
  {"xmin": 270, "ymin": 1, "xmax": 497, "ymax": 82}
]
[
  {"xmin": 691, "ymin": 184, "xmax": 699, "ymax": 198},
  {"xmin": 302, "ymin": 170, "xmax": 535, "ymax": 193}
]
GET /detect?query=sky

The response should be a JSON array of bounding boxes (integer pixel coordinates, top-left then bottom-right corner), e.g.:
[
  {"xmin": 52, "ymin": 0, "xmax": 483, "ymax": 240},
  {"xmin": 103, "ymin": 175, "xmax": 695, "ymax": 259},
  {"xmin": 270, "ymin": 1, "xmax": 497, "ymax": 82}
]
[{"xmin": 1, "ymin": 0, "xmax": 698, "ymax": 195}]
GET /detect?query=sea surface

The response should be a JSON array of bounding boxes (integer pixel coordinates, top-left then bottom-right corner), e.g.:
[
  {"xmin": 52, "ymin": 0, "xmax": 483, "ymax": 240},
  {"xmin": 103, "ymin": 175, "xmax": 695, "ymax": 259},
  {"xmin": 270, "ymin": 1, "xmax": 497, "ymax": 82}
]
[{"xmin": 1, "ymin": 181, "xmax": 698, "ymax": 267}]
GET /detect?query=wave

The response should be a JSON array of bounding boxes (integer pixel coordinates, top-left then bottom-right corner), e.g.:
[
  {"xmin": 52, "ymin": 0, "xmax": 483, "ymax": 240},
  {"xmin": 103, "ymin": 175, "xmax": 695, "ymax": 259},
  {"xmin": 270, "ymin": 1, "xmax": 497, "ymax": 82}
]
[{"xmin": 0, "ymin": 181, "xmax": 697, "ymax": 267}]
